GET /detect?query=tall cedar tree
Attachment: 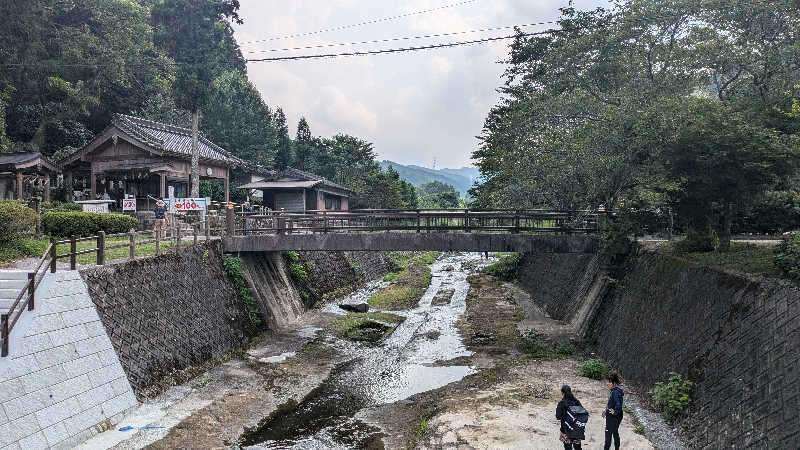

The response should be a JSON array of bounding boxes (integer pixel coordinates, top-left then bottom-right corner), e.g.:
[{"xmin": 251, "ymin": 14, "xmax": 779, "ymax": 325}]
[
  {"xmin": 272, "ymin": 108, "xmax": 293, "ymax": 170},
  {"xmin": 151, "ymin": 0, "xmax": 244, "ymax": 197},
  {"xmin": 294, "ymin": 117, "xmax": 313, "ymax": 171}
]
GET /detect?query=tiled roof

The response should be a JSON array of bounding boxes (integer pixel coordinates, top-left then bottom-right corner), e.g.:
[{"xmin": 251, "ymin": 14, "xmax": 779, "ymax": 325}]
[
  {"xmin": 113, "ymin": 114, "xmax": 243, "ymax": 166},
  {"xmin": 0, "ymin": 152, "xmax": 60, "ymax": 172},
  {"xmin": 280, "ymin": 167, "xmax": 354, "ymax": 193}
]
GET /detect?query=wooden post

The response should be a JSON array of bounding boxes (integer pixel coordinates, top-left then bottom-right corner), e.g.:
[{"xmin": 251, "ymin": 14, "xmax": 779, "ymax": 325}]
[
  {"xmin": 129, "ymin": 229, "xmax": 136, "ymax": 260},
  {"xmin": 1, "ymin": 314, "xmax": 8, "ymax": 357},
  {"xmin": 27, "ymin": 273, "xmax": 35, "ymax": 311},
  {"xmin": 16, "ymin": 172, "xmax": 23, "ymax": 200},
  {"xmin": 465, "ymin": 210, "xmax": 470, "ymax": 233},
  {"xmin": 50, "ymin": 237, "xmax": 57, "ymax": 273},
  {"xmin": 159, "ymin": 173, "xmax": 166, "ymax": 199},
  {"xmin": 205, "ymin": 219, "xmax": 210, "ymax": 241},
  {"xmin": 90, "ymin": 165, "xmax": 97, "ymax": 199},
  {"xmin": 416, "ymin": 210, "xmax": 421, "ymax": 233},
  {"xmin": 193, "ymin": 225, "xmax": 198, "ymax": 245},
  {"xmin": 44, "ymin": 176, "xmax": 51, "ymax": 203},
  {"xmin": 224, "ymin": 168, "xmax": 230, "ymax": 203},
  {"xmin": 70, "ymin": 235, "xmax": 77, "ymax": 270},
  {"xmin": 156, "ymin": 229, "xmax": 161, "ymax": 256},
  {"xmin": 323, "ymin": 210, "xmax": 328, "ymax": 233},
  {"xmin": 176, "ymin": 225, "xmax": 182, "ymax": 249},
  {"xmin": 226, "ymin": 207, "xmax": 234, "ymax": 236},
  {"xmin": 513, "ymin": 211, "xmax": 520, "ymax": 234},
  {"xmin": 97, "ymin": 231, "xmax": 105, "ymax": 265},
  {"xmin": 65, "ymin": 170, "xmax": 73, "ymax": 202}
]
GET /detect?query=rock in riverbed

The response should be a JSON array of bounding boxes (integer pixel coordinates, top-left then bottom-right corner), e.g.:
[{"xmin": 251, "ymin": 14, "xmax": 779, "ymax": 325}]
[{"xmin": 339, "ymin": 303, "xmax": 369, "ymax": 313}]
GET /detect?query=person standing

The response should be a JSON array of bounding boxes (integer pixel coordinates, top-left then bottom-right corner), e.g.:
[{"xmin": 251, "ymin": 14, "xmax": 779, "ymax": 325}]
[
  {"xmin": 153, "ymin": 199, "xmax": 168, "ymax": 239},
  {"xmin": 556, "ymin": 385, "xmax": 585, "ymax": 450},
  {"xmin": 604, "ymin": 371, "xmax": 624, "ymax": 450}
]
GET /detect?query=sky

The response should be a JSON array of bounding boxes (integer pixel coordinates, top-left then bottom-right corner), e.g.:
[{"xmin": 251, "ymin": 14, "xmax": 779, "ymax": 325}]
[{"xmin": 234, "ymin": 0, "xmax": 606, "ymax": 169}]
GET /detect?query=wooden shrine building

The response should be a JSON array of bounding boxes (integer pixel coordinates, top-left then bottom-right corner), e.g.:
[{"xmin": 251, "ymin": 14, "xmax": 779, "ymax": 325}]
[
  {"xmin": 239, "ymin": 167, "xmax": 354, "ymax": 212},
  {"xmin": 60, "ymin": 114, "xmax": 243, "ymax": 210},
  {"xmin": 0, "ymin": 152, "xmax": 60, "ymax": 202}
]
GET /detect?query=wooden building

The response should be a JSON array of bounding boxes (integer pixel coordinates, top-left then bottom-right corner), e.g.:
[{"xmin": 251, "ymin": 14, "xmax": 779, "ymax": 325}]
[
  {"xmin": 60, "ymin": 114, "xmax": 243, "ymax": 210},
  {"xmin": 0, "ymin": 152, "xmax": 60, "ymax": 202},
  {"xmin": 239, "ymin": 167, "xmax": 354, "ymax": 212}
]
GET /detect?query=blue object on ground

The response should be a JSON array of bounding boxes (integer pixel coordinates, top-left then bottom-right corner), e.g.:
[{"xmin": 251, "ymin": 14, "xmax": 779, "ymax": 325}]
[{"xmin": 118, "ymin": 425, "xmax": 166, "ymax": 431}]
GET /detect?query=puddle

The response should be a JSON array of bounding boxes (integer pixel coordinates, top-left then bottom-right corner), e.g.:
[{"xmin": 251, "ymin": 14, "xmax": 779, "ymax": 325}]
[{"xmin": 241, "ymin": 253, "xmax": 494, "ymax": 449}]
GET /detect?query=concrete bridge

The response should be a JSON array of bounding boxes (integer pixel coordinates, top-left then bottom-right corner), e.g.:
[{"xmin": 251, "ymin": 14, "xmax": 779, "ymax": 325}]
[{"xmin": 223, "ymin": 210, "xmax": 603, "ymax": 253}]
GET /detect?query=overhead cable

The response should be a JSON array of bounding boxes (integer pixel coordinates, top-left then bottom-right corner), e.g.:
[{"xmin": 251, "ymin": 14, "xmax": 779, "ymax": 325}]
[{"xmin": 237, "ymin": 0, "xmax": 480, "ymax": 45}]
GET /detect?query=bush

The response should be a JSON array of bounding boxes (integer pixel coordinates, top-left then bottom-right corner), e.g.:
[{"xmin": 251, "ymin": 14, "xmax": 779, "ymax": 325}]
[
  {"xmin": 481, "ymin": 253, "xmax": 520, "ymax": 281},
  {"xmin": 734, "ymin": 190, "xmax": 800, "ymax": 234},
  {"xmin": 774, "ymin": 232, "xmax": 800, "ymax": 279},
  {"xmin": 580, "ymin": 358, "xmax": 609, "ymax": 380},
  {"xmin": 289, "ymin": 263, "xmax": 308, "ymax": 281},
  {"xmin": 222, "ymin": 256, "xmax": 262, "ymax": 327},
  {"xmin": 42, "ymin": 212, "xmax": 139, "ymax": 238},
  {"xmin": 650, "ymin": 372, "xmax": 693, "ymax": 422},
  {"xmin": 673, "ymin": 229, "xmax": 716, "ymax": 253},
  {"xmin": 41, "ymin": 201, "xmax": 82, "ymax": 213},
  {"xmin": 0, "ymin": 201, "xmax": 37, "ymax": 243}
]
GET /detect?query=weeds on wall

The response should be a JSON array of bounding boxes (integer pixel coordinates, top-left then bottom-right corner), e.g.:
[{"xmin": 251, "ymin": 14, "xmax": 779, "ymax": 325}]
[
  {"xmin": 222, "ymin": 255, "xmax": 262, "ymax": 327},
  {"xmin": 481, "ymin": 253, "xmax": 521, "ymax": 281},
  {"xmin": 650, "ymin": 372, "xmax": 693, "ymax": 422}
]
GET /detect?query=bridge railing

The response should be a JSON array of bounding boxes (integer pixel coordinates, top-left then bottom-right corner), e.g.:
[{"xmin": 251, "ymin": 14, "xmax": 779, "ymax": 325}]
[{"xmin": 232, "ymin": 209, "xmax": 607, "ymax": 235}]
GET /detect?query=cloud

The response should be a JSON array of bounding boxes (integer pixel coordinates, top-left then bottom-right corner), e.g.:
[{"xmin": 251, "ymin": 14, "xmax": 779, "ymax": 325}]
[{"xmin": 236, "ymin": 0, "xmax": 608, "ymax": 167}]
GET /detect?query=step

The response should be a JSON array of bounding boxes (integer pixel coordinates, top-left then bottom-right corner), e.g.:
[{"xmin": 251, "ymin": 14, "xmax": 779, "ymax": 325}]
[
  {"xmin": 0, "ymin": 298, "xmax": 14, "ymax": 312},
  {"xmin": 0, "ymin": 270, "xmax": 28, "ymax": 281},
  {"xmin": 0, "ymin": 289, "xmax": 22, "ymax": 300},
  {"xmin": 0, "ymin": 280, "xmax": 27, "ymax": 290}
]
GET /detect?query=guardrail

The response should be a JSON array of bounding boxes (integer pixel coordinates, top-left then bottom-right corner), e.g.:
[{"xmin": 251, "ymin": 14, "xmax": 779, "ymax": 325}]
[
  {"xmin": 1, "ymin": 221, "xmax": 215, "ymax": 357},
  {"xmin": 231, "ymin": 209, "xmax": 607, "ymax": 235}
]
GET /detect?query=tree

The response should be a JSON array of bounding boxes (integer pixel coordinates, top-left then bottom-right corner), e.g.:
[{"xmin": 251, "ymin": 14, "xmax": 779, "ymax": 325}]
[
  {"xmin": 151, "ymin": 0, "xmax": 244, "ymax": 197},
  {"xmin": 272, "ymin": 108, "xmax": 293, "ymax": 169},
  {"xmin": 645, "ymin": 98, "xmax": 799, "ymax": 250},
  {"xmin": 293, "ymin": 117, "xmax": 313, "ymax": 171}
]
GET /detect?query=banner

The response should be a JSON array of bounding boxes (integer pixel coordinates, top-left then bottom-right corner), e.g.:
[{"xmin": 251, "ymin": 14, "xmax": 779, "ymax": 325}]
[{"xmin": 166, "ymin": 198, "xmax": 206, "ymax": 213}]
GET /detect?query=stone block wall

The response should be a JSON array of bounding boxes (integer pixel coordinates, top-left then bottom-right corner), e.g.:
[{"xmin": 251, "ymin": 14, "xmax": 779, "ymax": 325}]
[
  {"xmin": 0, "ymin": 271, "xmax": 137, "ymax": 450},
  {"xmin": 80, "ymin": 241, "xmax": 252, "ymax": 400},
  {"xmin": 517, "ymin": 253, "xmax": 599, "ymax": 321},
  {"xmin": 293, "ymin": 251, "xmax": 393, "ymax": 306},
  {"xmin": 584, "ymin": 254, "xmax": 800, "ymax": 448}
]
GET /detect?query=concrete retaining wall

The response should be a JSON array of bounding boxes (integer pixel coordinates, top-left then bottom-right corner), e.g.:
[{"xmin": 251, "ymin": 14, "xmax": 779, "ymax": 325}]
[
  {"xmin": 519, "ymin": 252, "xmax": 800, "ymax": 448},
  {"xmin": 292, "ymin": 251, "xmax": 394, "ymax": 307},
  {"xmin": 0, "ymin": 271, "xmax": 137, "ymax": 450}
]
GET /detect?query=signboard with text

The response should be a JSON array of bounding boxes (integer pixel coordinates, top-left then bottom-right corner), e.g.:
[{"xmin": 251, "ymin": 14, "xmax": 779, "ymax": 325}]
[
  {"xmin": 166, "ymin": 198, "xmax": 206, "ymax": 213},
  {"xmin": 122, "ymin": 198, "xmax": 136, "ymax": 211}
]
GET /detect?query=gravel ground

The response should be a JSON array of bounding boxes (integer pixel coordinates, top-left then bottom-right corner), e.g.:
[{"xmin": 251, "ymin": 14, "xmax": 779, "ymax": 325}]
[{"xmin": 625, "ymin": 390, "xmax": 687, "ymax": 450}]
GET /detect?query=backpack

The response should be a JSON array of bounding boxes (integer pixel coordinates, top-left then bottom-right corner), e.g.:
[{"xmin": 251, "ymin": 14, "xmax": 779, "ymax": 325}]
[{"xmin": 563, "ymin": 404, "xmax": 589, "ymax": 439}]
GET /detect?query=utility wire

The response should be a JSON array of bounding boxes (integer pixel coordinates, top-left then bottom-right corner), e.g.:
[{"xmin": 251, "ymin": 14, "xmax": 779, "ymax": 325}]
[
  {"xmin": 244, "ymin": 31, "xmax": 546, "ymax": 62},
  {"xmin": 242, "ymin": 22, "xmax": 558, "ymax": 54},
  {"xmin": 237, "ymin": 0, "xmax": 479, "ymax": 45}
]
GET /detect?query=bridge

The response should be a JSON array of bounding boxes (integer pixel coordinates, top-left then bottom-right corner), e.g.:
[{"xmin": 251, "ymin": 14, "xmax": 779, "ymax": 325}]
[{"xmin": 222, "ymin": 209, "xmax": 605, "ymax": 253}]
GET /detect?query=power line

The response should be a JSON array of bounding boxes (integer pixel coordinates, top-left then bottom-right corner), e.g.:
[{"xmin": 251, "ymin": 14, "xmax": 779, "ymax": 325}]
[
  {"xmin": 244, "ymin": 31, "xmax": 546, "ymax": 63},
  {"xmin": 237, "ymin": 0, "xmax": 480, "ymax": 46},
  {"xmin": 242, "ymin": 22, "xmax": 557, "ymax": 54}
]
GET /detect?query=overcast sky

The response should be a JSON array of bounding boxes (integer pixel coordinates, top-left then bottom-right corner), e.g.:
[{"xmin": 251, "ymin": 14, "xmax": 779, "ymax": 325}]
[{"xmin": 234, "ymin": 0, "xmax": 606, "ymax": 169}]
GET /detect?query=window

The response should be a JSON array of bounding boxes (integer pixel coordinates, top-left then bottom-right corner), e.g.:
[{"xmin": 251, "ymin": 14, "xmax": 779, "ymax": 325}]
[{"xmin": 325, "ymin": 195, "xmax": 341, "ymax": 210}]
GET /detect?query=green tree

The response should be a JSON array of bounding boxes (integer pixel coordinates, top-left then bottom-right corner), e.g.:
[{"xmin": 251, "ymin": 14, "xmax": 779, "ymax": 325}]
[
  {"xmin": 293, "ymin": 117, "xmax": 313, "ymax": 171},
  {"xmin": 151, "ymin": 0, "xmax": 244, "ymax": 196},
  {"xmin": 272, "ymin": 108, "xmax": 293, "ymax": 169}
]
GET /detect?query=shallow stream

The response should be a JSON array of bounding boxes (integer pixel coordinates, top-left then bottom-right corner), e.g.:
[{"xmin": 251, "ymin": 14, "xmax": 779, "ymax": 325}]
[{"xmin": 241, "ymin": 253, "xmax": 488, "ymax": 449}]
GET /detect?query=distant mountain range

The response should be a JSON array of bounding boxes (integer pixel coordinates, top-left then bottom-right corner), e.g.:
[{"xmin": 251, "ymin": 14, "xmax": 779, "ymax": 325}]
[{"xmin": 380, "ymin": 160, "xmax": 481, "ymax": 197}]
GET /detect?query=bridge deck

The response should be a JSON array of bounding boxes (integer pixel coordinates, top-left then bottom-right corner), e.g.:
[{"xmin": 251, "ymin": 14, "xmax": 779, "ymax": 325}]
[{"xmin": 223, "ymin": 233, "xmax": 598, "ymax": 253}]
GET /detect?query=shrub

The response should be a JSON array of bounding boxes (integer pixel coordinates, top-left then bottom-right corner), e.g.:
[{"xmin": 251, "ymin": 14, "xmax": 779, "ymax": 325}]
[
  {"xmin": 41, "ymin": 201, "xmax": 82, "ymax": 213},
  {"xmin": 650, "ymin": 372, "xmax": 693, "ymax": 422},
  {"xmin": 673, "ymin": 229, "xmax": 716, "ymax": 253},
  {"xmin": 0, "ymin": 201, "xmax": 37, "ymax": 242},
  {"xmin": 289, "ymin": 263, "xmax": 308, "ymax": 281},
  {"xmin": 521, "ymin": 329, "xmax": 550, "ymax": 356},
  {"xmin": 222, "ymin": 256, "xmax": 262, "ymax": 327},
  {"xmin": 775, "ymin": 232, "xmax": 800, "ymax": 279},
  {"xmin": 555, "ymin": 343, "xmax": 576, "ymax": 356},
  {"xmin": 580, "ymin": 359, "xmax": 609, "ymax": 380},
  {"xmin": 734, "ymin": 190, "xmax": 800, "ymax": 234},
  {"xmin": 481, "ymin": 253, "xmax": 520, "ymax": 281},
  {"xmin": 41, "ymin": 212, "xmax": 138, "ymax": 237}
]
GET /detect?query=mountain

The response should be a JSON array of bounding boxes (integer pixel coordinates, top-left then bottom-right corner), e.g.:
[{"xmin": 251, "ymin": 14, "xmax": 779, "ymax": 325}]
[{"xmin": 379, "ymin": 161, "xmax": 481, "ymax": 197}]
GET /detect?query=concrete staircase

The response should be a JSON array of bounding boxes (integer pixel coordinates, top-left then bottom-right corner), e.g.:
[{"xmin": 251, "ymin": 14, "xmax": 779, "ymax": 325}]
[{"xmin": 0, "ymin": 269, "xmax": 28, "ymax": 317}]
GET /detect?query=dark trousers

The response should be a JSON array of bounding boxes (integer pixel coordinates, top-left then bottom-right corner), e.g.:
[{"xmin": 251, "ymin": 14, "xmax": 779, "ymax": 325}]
[
  {"xmin": 564, "ymin": 443, "xmax": 582, "ymax": 450},
  {"xmin": 604, "ymin": 414, "xmax": 622, "ymax": 450}
]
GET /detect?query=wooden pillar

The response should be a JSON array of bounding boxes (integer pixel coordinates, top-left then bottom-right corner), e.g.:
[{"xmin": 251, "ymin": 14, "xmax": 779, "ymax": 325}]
[
  {"xmin": 224, "ymin": 168, "xmax": 230, "ymax": 203},
  {"xmin": 65, "ymin": 171, "xmax": 73, "ymax": 202},
  {"xmin": 90, "ymin": 165, "xmax": 97, "ymax": 198},
  {"xmin": 16, "ymin": 171, "xmax": 23, "ymax": 200},
  {"xmin": 44, "ymin": 176, "xmax": 51, "ymax": 202},
  {"xmin": 159, "ymin": 173, "xmax": 166, "ymax": 199}
]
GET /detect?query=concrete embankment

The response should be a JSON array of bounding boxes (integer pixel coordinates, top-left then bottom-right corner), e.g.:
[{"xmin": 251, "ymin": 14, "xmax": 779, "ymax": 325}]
[
  {"xmin": 517, "ymin": 252, "xmax": 800, "ymax": 449},
  {"xmin": 0, "ymin": 241, "xmax": 394, "ymax": 449}
]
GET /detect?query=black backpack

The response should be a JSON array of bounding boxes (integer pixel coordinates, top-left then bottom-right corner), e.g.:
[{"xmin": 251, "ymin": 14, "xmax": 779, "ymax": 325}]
[{"xmin": 563, "ymin": 404, "xmax": 589, "ymax": 439}]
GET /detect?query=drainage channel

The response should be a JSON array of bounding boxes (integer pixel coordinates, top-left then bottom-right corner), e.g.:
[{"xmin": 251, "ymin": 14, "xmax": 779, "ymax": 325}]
[{"xmin": 240, "ymin": 253, "xmax": 489, "ymax": 449}]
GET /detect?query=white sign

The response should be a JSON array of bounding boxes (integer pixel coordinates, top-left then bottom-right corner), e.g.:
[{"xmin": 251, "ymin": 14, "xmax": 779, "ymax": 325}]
[
  {"xmin": 122, "ymin": 198, "xmax": 137, "ymax": 211},
  {"xmin": 166, "ymin": 198, "xmax": 206, "ymax": 213},
  {"xmin": 75, "ymin": 200, "xmax": 114, "ymax": 214}
]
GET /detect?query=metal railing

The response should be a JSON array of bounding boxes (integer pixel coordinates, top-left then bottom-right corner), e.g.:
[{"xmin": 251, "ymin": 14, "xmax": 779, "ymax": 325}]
[{"xmin": 230, "ymin": 209, "xmax": 607, "ymax": 235}]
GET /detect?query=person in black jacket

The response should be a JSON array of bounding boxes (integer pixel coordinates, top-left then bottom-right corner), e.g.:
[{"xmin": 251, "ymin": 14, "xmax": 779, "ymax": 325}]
[
  {"xmin": 555, "ymin": 385, "xmax": 584, "ymax": 450},
  {"xmin": 603, "ymin": 371, "xmax": 624, "ymax": 450}
]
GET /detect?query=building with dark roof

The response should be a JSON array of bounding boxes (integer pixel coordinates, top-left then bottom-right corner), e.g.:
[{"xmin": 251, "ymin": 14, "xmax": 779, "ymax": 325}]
[
  {"xmin": 0, "ymin": 152, "xmax": 60, "ymax": 201},
  {"xmin": 60, "ymin": 114, "xmax": 244, "ymax": 209},
  {"xmin": 238, "ymin": 167, "xmax": 355, "ymax": 212}
]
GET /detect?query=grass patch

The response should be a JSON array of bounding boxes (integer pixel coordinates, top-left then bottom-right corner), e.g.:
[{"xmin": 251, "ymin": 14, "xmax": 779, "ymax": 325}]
[
  {"xmin": 371, "ymin": 252, "xmax": 438, "ymax": 310},
  {"xmin": 658, "ymin": 241, "xmax": 781, "ymax": 278},
  {"xmin": 0, "ymin": 235, "xmax": 178, "ymax": 265},
  {"xmin": 481, "ymin": 253, "xmax": 520, "ymax": 281},
  {"xmin": 327, "ymin": 312, "xmax": 406, "ymax": 343}
]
